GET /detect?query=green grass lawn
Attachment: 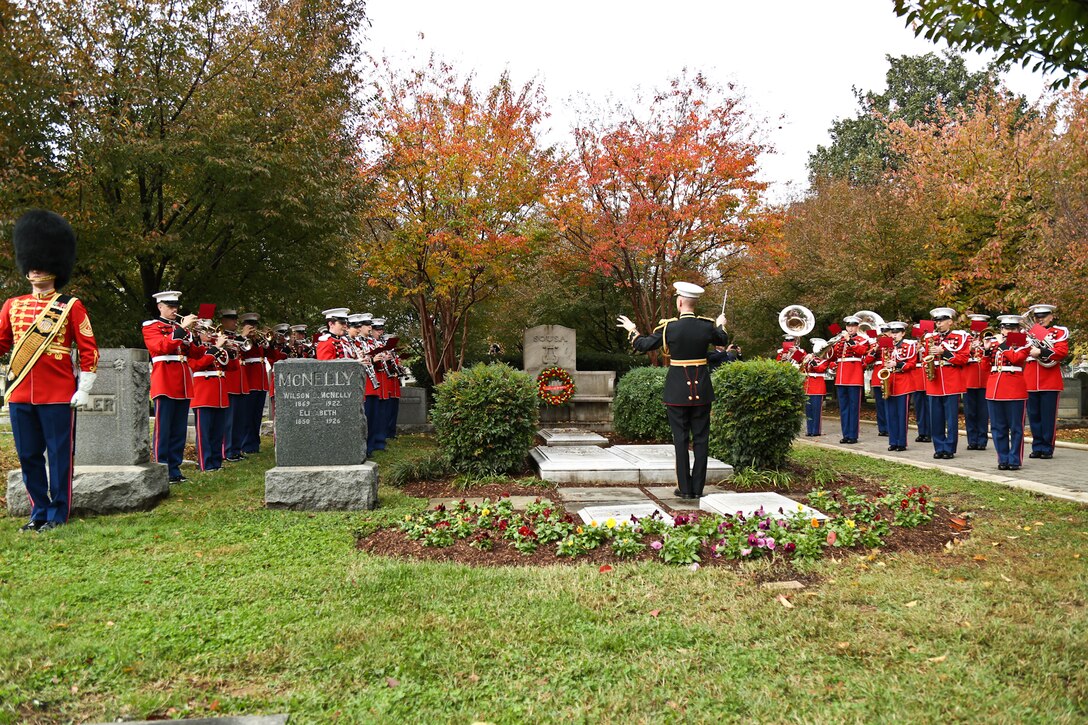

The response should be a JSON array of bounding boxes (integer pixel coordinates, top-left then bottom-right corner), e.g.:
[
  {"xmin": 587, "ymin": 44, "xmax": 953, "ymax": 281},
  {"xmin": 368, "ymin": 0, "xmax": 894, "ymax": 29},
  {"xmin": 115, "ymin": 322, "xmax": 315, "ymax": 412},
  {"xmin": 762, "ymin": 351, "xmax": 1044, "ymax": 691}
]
[{"xmin": 0, "ymin": 436, "xmax": 1086, "ymax": 723}]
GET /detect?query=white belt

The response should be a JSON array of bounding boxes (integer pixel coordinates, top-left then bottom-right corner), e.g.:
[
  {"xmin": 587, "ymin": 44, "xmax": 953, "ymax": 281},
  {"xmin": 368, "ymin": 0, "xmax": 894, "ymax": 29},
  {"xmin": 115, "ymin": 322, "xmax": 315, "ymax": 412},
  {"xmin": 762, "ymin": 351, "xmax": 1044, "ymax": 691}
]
[
  {"xmin": 242, "ymin": 358, "xmax": 265, "ymax": 365},
  {"xmin": 151, "ymin": 355, "xmax": 185, "ymax": 363},
  {"xmin": 839, "ymin": 357, "xmax": 862, "ymax": 362},
  {"xmin": 933, "ymin": 360, "xmax": 955, "ymax": 367},
  {"xmin": 193, "ymin": 371, "xmax": 225, "ymax": 378},
  {"xmin": 992, "ymin": 366, "xmax": 1022, "ymax": 373},
  {"xmin": 806, "ymin": 373, "xmax": 825, "ymax": 377}
]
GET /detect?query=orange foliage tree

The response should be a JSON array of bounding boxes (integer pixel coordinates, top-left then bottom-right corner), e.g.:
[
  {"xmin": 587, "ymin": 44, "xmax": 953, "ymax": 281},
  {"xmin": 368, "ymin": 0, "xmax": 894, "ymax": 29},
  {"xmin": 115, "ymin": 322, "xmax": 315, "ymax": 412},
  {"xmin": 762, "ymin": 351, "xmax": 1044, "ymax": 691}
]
[
  {"xmin": 358, "ymin": 58, "xmax": 558, "ymax": 384},
  {"xmin": 549, "ymin": 73, "xmax": 774, "ymax": 343}
]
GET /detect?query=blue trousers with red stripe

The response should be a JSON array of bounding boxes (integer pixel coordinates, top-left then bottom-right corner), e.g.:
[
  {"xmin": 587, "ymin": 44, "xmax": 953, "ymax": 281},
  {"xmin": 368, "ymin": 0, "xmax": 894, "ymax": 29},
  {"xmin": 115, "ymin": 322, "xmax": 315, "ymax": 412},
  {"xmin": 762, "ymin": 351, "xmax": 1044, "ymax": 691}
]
[
  {"xmin": 193, "ymin": 407, "xmax": 227, "ymax": 471},
  {"xmin": 225, "ymin": 393, "xmax": 245, "ymax": 459},
  {"xmin": 886, "ymin": 394, "xmax": 910, "ymax": 449},
  {"xmin": 912, "ymin": 390, "xmax": 930, "ymax": 437},
  {"xmin": 963, "ymin": 388, "xmax": 989, "ymax": 448},
  {"xmin": 929, "ymin": 393, "xmax": 961, "ymax": 455},
  {"xmin": 836, "ymin": 385, "xmax": 861, "ymax": 439},
  {"xmin": 10, "ymin": 403, "xmax": 76, "ymax": 524},
  {"xmin": 989, "ymin": 399, "xmax": 1026, "ymax": 467},
  {"xmin": 1027, "ymin": 390, "xmax": 1059, "ymax": 455},
  {"xmin": 364, "ymin": 395, "xmax": 382, "ymax": 456},
  {"xmin": 805, "ymin": 395, "xmax": 824, "ymax": 436},
  {"xmin": 154, "ymin": 396, "xmax": 190, "ymax": 479},
  {"xmin": 873, "ymin": 386, "xmax": 888, "ymax": 434}
]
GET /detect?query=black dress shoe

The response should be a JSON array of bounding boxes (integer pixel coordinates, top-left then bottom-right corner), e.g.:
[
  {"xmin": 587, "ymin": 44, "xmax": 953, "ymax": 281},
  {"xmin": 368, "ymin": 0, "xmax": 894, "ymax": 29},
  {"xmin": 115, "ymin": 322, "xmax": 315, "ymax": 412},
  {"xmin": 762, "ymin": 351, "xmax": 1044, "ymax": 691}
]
[
  {"xmin": 19, "ymin": 520, "xmax": 46, "ymax": 533},
  {"xmin": 1040, "ymin": 453, "xmax": 1053, "ymax": 460},
  {"xmin": 915, "ymin": 435, "xmax": 925, "ymax": 442},
  {"xmin": 224, "ymin": 455, "xmax": 242, "ymax": 463},
  {"xmin": 888, "ymin": 445, "xmax": 896, "ymax": 451},
  {"xmin": 966, "ymin": 444, "xmax": 977, "ymax": 451},
  {"xmin": 840, "ymin": 437, "xmax": 849, "ymax": 444},
  {"xmin": 998, "ymin": 463, "xmax": 1009, "ymax": 470},
  {"xmin": 898, "ymin": 446, "xmax": 908, "ymax": 452},
  {"xmin": 37, "ymin": 521, "xmax": 63, "ymax": 533},
  {"xmin": 1028, "ymin": 451, "xmax": 1042, "ymax": 459},
  {"xmin": 847, "ymin": 438, "xmax": 859, "ymax": 444},
  {"xmin": 168, "ymin": 475, "xmax": 188, "ymax": 484},
  {"xmin": 921, "ymin": 436, "xmax": 932, "ymax": 443},
  {"xmin": 673, "ymin": 488, "xmax": 684, "ymax": 498},
  {"xmin": 933, "ymin": 452, "xmax": 942, "ymax": 459},
  {"xmin": 878, "ymin": 431, "xmax": 889, "ymax": 437},
  {"xmin": 1008, "ymin": 464, "xmax": 1020, "ymax": 471}
]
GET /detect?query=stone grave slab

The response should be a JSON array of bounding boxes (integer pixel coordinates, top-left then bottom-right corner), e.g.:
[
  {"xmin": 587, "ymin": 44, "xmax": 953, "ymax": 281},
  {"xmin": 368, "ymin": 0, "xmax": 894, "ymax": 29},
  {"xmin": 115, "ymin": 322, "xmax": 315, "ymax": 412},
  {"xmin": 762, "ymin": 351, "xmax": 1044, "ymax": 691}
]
[
  {"xmin": 273, "ymin": 359, "xmax": 367, "ymax": 467},
  {"xmin": 559, "ymin": 487, "xmax": 649, "ymax": 503},
  {"xmin": 647, "ymin": 485, "xmax": 733, "ymax": 509},
  {"xmin": 531, "ymin": 446, "xmax": 639, "ymax": 484},
  {"xmin": 577, "ymin": 502, "xmax": 674, "ymax": 527},
  {"xmin": 699, "ymin": 492, "xmax": 828, "ymax": 520},
  {"xmin": 524, "ymin": 324, "xmax": 576, "ymax": 376},
  {"xmin": 539, "ymin": 428, "xmax": 608, "ymax": 447},
  {"xmin": 427, "ymin": 496, "xmax": 540, "ymax": 511},
  {"xmin": 611, "ymin": 445, "xmax": 734, "ymax": 485}
]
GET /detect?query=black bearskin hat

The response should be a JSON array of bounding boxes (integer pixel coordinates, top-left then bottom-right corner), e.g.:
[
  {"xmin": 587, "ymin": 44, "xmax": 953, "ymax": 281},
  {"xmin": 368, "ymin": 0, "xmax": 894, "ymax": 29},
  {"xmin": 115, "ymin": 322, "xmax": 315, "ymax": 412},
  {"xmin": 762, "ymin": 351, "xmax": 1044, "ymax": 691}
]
[{"xmin": 13, "ymin": 209, "xmax": 76, "ymax": 289}]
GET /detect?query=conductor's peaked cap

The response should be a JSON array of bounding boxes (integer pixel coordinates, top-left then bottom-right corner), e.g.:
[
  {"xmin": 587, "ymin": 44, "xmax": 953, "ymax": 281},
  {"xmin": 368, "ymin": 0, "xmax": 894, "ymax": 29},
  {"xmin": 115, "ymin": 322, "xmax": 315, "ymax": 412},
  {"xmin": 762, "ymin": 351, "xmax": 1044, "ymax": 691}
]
[{"xmin": 13, "ymin": 210, "xmax": 77, "ymax": 289}]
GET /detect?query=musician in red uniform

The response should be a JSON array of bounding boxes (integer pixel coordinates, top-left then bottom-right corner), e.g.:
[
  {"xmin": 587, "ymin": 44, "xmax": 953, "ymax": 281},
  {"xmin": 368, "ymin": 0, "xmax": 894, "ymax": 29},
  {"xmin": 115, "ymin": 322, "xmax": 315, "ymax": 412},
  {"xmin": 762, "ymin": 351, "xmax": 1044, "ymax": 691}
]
[
  {"xmin": 775, "ymin": 335, "xmax": 795, "ymax": 363},
  {"xmin": 922, "ymin": 307, "xmax": 970, "ymax": 459},
  {"xmin": 863, "ymin": 327, "xmax": 889, "ymax": 437},
  {"xmin": 1, "ymin": 210, "xmax": 99, "ymax": 531},
  {"xmin": 218, "ymin": 309, "xmax": 249, "ymax": 462},
  {"xmin": 802, "ymin": 339, "xmax": 833, "ymax": 436},
  {"xmin": 987, "ymin": 315, "xmax": 1032, "ymax": 470},
  {"xmin": 1024, "ymin": 304, "xmax": 1070, "ymax": 459},
  {"xmin": 355, "ymin": 313, "xmax": 384, "ymax": 456},
  {"xmin": 830, "ymin": 315, "xmax": 869, "ymax": 444},
  {"xmin": 237, "ymin": 312, "xmax": 270, "ymax": 455},
  {"xmin": 289, "ymin": 324, "xmax": 314, "ymax": 358},
  {"xmin": 265, "ymin": 322, "xmax": 291, "ymax": 421},
  {"xmin": 143, "ymin": 290, "xmax": 205, "ymax": 483},
  {"xmin": 910, "ymin": 324, "xmax": 932, "ymax": 443},
  {"xmin": 316, "ymin": 308, "xmax": 353, "ymax": 360},
  {"xmin": 189, "ymin": 323, "xmax": 232, "ymax": 472},
  {"xmin": 883, "ymin": 322, "xmax": 917, "ymax": 452},
  {"xmin": 963, "ymin": 314, "xmax": 993, "ymax": 450}
]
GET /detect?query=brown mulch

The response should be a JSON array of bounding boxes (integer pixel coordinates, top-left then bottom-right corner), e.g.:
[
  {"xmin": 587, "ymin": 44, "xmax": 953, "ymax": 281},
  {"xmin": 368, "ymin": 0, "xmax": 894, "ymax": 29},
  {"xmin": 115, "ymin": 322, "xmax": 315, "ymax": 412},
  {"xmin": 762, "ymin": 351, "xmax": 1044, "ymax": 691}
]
[{"xmin": 361, "ymin": 460, "xmax": 971, "ymax": 569}]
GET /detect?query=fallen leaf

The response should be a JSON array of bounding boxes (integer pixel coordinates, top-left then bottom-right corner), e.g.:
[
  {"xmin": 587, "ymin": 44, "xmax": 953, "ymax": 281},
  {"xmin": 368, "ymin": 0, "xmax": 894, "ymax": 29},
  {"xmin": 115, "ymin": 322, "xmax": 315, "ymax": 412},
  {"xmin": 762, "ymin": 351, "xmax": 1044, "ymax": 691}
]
[
  {"xmin": 194, "ymin": 552, "xmax": 203, "ymax": 558},
  {"xmin": 106, "ymin": 621, "xmax": 115, "ymax": 627},
  {"xmin": 386, "ymin": 677, "xmax": 399, "ymax": 688},
  {"xmin": 960, "ymin": 620, "xmax": 972, "ymax": 628},
  {"xmin": 973, "ymin": 555, "xmax": 987, "ymax": 562},
  {"xmin": 209, "ymin": 700, "xmax": 220, "ymax": 712},
  {"xmin": 1000, "ymin": 574, "xmax": 1012, "ymax": 582},
  {"xmin": 927, "ymin": 654, "xmax": 948, "ymax": 663},
  {"xmin": 776, "ymin": 594, "xmax": 794, "ymax": 609},
  {"xmin": 836, "ymin": 641, "xmax": 850, "ymax": 650},
  {"xmin": 1074, "ymin": 554, "xmax": 1082, "ymax": 560},
  {"xmin": 649, "ymin": 609, "xmax": 660, "ymax": 618},
  {"xmin": 905, "ymin": 600, "xmax": 919, "ymax": 608},
  {"xmin": 827, "ymin": 530, "xmax": 838, "ymax": 546},
  {"xmin": 1032, "ymin": 521, "xmax": 1044, "ymax": 526},
  {"xmin": 468, "ymin": 673, "xmax": 480, "ymax": 683},
  {"xmin": 599, "ymin": 564, "xmax": 612, "ymax": 573}
]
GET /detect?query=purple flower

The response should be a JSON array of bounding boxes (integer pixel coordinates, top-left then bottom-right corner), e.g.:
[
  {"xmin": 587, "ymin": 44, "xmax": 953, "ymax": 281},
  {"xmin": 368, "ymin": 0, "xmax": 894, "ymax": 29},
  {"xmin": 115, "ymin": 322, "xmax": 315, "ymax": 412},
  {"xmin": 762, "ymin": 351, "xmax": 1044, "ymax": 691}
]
[
  {"xmin": 766, "ymin": 537, "xmax": 776, "ymax": 550},
  {"xmin": 740, "ymin": 547, "xmax": 753, "ymax": 557},
  {"xmin": 673, "ymin": 513, "xmax": 690, "ymax": 527},
  {"xmin": 718, "ymin": 520, "xmax": 734, "ymax": 532},
  {"xmin": 650, "ymin": 540, "xmax": 663, "ymax": 551},
  {"xmin": 777, "ymin": 519, "xmax": 787, "ymax": 528},
  {"xmin": 758, "ymin": 519, "xmax": 770, "ymax": 530},
  {"xmin": 756, "ymin": 506, "xmax": 766, "ymax": 518},
  {"xmin": 747, "ymin": 533, "xmax": 758, "ymax": 545},
  {"xmin": 778, "ymin": 507, "xmax": 785, "ymax": 514},
  {"xmin": 755, "ymin": 538, "xmax": 766, "ymax": 548}
]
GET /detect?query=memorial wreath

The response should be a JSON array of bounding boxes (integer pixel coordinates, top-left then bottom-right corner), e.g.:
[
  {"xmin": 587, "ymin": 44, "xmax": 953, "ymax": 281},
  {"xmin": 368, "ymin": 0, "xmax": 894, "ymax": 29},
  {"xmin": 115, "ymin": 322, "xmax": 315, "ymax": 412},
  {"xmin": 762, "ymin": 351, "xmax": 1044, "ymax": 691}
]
[{"xmin": 536, "ymin": 366, "xmax": 575, "ymax": 405}]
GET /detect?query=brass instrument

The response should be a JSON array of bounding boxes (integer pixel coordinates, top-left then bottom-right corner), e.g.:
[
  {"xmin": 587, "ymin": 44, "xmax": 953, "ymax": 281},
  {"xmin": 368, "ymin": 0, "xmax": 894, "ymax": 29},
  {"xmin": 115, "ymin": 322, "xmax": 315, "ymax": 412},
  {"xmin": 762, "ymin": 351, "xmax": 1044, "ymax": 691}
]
[
  {"xmin": 855, "ymin": 310, "xmax": 886, "ymax": 336},
  {"xmin": 821, "ymin": 330, "xmax": 850, "ymax": 359},
  {"xmin": 878, "ymin": 343, "xmax": 893, "ymax": 397},
  {"xmin": 923, "ymin": 333, "xmax": 938, "ymax": 381},
  {"xmin": 778, "ymin": 305, "xmax": 816, "ymax": 337}
]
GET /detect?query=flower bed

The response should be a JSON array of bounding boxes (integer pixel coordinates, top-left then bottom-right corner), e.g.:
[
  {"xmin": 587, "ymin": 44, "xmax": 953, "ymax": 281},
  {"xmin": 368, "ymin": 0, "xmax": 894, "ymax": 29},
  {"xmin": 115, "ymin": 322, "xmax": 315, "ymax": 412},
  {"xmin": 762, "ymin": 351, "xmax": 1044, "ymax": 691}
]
[{"xmin": 359, "ymin": 482, "xmax": 963, "ymax": 568}]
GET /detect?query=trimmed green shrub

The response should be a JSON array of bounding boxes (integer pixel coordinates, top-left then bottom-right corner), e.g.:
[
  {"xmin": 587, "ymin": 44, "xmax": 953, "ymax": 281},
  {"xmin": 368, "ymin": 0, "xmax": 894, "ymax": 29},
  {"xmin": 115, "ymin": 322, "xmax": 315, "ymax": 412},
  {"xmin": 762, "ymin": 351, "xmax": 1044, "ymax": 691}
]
[
  {"xmin": 431, "ymin": 363, "xmax": 539, "ymax": 477},
  {"xmin": 709, "ymin": 360, "xmax": 805, "ymax": 470},
  {"xmin": 613, "ymin": 367, "xmax": 670, "ymax": 441}
]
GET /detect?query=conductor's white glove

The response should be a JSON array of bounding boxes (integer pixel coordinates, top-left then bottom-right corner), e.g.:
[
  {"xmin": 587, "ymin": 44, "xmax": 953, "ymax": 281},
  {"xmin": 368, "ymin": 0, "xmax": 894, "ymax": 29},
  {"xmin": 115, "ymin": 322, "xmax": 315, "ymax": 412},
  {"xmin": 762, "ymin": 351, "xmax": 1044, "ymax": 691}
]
[
  {"xmin": 616, "ymin": 315, "xmax": 638, "ymax": 334},
  {"xmin": 70, "ymin": 371, "xmax": 97, "ymax": 409},
  {"xmin": 715, "ymin": 313, "xmax": 727, "ymax": 328}
]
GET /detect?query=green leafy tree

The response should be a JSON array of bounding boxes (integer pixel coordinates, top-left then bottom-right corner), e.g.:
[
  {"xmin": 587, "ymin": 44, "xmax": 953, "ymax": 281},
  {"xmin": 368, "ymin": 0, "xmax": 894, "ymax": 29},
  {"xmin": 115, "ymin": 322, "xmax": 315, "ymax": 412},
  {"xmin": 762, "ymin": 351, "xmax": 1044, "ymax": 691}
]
[
  {"xmin": 808, "ymin": 52, "xmax": 1002, "ymax": 185},
  {"xmin": 894, "ymin": 0, "xmax": 1088, "ymax": 89},
  {"xmin": 0, "ymin": 0, "xmax": 367, "ymax": 344}
]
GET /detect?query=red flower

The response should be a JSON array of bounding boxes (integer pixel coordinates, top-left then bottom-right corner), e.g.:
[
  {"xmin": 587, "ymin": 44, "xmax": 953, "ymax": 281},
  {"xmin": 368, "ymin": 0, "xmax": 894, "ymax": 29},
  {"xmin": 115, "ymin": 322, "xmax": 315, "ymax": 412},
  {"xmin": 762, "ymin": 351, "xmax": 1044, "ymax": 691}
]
[
  {"xmin": 901, "ymin": 499, "xmax": 909, "ymax": 509},
  {"xmin": 498, "ymin": 519, "xmax": 509, "ymax": 532},
  {"xmin": 518, "ymin": 525, "xmax": 536, "ymax": 539}
]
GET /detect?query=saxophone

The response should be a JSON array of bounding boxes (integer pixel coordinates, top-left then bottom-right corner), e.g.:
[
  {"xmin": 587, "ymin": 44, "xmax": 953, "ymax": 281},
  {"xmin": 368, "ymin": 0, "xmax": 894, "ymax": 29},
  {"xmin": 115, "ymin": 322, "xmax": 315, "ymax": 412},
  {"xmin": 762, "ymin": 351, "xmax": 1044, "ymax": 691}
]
[
  {"xmin": 923, "ymin": 333, "xmax": 938, "ymax": 381},
  {"xmin": 879, "ymin": 343, "xmax": 893, "ymax": 397}
]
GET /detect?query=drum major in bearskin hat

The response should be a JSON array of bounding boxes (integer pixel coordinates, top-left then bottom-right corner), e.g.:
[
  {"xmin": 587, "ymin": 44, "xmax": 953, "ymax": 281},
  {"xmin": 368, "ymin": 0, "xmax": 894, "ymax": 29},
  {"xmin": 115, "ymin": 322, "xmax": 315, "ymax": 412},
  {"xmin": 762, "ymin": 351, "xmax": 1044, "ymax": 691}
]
[{"xmin": 13, "ymin": 209, "xmax": 77, "ymax": 289}]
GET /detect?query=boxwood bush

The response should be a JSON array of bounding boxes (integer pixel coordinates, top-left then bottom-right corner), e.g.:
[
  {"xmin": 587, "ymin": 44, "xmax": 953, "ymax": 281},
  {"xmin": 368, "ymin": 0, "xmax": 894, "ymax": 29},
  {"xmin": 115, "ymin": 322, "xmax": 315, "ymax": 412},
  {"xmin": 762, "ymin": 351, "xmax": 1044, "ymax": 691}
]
[
  {"xmin": 431, "ymin": 363, "xmax": 539, "ymax": 477},
  {"xmin": 709, "ymin": 359, "xmax": 805, "ymax": 470},
  {"xmin": 613, "ymin": 367, "xmax": 670, "ymax": 441}
]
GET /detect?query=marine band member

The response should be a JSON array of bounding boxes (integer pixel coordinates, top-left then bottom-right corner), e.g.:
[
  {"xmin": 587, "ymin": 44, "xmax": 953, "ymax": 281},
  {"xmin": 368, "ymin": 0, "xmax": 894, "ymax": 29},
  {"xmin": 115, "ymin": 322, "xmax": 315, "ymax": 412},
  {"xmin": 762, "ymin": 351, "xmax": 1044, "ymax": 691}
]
[
  {"xmin": 1024, "ymin": 304, "xmax": 1069, "ymax": 459},
  {"xmin": 883, "ymin": 322, "xmax": 918, "ymax": 452},
  {"xmin": 986, "ymin": 315, "xmax": 1032, "ymax": 470},
  {"xmin": 923, "ymin": 307, "xmax": 970, "ymax": 460}
]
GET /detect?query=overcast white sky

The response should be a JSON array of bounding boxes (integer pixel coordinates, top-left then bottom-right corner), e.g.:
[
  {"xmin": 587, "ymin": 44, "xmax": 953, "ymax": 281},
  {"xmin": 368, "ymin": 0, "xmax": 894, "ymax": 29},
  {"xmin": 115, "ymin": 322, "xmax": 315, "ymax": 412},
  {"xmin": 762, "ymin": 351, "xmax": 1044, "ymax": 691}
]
[{"xmin": 364, "ymin": 0, "xmax": 1054, "ymax": 203}]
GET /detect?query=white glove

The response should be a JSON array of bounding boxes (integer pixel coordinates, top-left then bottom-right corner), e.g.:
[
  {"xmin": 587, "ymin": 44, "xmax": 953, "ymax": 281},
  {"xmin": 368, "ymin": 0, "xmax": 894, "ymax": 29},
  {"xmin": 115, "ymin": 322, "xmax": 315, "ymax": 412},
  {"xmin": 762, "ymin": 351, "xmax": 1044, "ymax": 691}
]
[
  {"xmin": 70, "ymin": 371, "xmax": 97, "ymax": 409},
  {"xmin": 715, "ymin": 313, "xmax": 727, "ymax": 328},
  {"xmin": 616, "ymin": 315, "xmax": 638, "ymax": 334}
]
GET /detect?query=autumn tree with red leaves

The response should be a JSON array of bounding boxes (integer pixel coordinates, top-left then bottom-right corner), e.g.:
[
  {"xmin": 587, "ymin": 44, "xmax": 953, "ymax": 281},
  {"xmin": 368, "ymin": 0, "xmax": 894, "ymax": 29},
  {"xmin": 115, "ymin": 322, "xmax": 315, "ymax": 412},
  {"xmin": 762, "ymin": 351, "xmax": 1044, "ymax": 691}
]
[
  {"xmin": 358, "ymin": 57, "xmax": 557, "ymax": 384},
  {"xmin": 550, "ymin": 73, "xmax": 775, "ymax": 345}
]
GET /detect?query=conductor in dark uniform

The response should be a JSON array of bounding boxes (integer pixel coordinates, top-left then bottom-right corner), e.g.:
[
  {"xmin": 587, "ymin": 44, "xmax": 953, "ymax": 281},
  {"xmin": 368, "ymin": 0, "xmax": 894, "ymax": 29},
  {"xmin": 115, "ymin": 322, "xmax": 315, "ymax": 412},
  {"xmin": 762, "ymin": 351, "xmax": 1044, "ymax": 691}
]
[{"xmin": 617, "ymin": 282, "xmax": 729, "ymax": 499}]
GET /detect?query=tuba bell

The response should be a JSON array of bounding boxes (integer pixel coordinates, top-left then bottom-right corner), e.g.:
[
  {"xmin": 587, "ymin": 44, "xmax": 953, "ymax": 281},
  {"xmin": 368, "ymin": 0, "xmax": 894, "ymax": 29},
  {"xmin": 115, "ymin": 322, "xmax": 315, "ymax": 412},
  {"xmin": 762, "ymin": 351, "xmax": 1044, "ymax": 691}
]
[
  {"xmin": 854, "ymin": 310, "xmax": 886, "ymax": 336},
  {"xmin": 778, "ymin": 305, "xmax": 816, "ymax": 337}
]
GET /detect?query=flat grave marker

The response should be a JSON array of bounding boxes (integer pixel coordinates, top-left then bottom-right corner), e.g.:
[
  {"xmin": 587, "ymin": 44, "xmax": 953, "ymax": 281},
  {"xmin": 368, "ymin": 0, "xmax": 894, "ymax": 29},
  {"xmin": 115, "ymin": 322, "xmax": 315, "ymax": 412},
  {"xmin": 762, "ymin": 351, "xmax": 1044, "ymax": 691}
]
[
  {"xmin": 699, "ymin": 492, "xmax": 828, "ymax": 520},
  {"xmin": 577, "ymin": 502, "xmax": 674, "ymax": 527}
]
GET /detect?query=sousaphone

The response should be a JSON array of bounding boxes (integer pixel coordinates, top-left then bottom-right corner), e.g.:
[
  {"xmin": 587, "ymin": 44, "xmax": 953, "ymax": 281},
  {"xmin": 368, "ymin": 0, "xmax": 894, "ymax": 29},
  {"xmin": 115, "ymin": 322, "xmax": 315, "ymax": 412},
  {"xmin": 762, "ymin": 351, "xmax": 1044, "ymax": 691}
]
[{"xmin": 778, "ymin": 305, "xmax": 816, "ymax": 337}]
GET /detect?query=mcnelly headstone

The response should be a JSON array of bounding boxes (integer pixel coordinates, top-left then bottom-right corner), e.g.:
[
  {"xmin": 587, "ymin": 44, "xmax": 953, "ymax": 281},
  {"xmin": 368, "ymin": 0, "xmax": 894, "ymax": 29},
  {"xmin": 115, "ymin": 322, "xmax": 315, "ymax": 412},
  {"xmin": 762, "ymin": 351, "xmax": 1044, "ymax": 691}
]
[{"xmin": 264, "ymin": 359, "xmax": 378, "ymax": 510}]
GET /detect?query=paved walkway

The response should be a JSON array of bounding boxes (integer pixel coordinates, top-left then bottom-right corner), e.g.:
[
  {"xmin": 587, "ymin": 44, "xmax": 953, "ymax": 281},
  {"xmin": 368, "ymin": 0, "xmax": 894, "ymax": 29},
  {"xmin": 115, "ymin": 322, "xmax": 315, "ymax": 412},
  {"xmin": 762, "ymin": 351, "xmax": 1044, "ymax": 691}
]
[{"xmin": 799, "ymin": 418, "xmax": 1088, "ymax": 504}]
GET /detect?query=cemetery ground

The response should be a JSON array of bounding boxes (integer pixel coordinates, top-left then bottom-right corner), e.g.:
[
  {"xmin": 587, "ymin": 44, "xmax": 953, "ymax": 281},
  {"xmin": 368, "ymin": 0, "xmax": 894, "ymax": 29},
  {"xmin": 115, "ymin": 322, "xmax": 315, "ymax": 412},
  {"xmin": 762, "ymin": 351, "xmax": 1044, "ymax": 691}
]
[{"xmin": 1, "ymin": 433, "xmax": 1086, "ymax": 723}]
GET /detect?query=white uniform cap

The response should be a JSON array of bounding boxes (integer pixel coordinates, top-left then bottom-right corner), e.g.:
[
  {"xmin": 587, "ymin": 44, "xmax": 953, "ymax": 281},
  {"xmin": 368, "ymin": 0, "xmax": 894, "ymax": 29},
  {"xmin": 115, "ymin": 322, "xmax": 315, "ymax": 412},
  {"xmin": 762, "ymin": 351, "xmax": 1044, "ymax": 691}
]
[
  {"xmin": 220, "ymin": 308, "xmax": 238, "ymax": 317},
  {"xmin": 673, "ymin": 281, "xmax": 705, "ymax": 299},
  {"xmin": 195, "ymin": 318, "xmax": 214, "ymax": 330},
  {"xmin": 968, "ymin": 314, "xmax": 991, "ymax": 321},
  {"xmin": 373, "ymin": 318, "xmax": 386, "ymax": 327},
  {"xmin": 289, "ymin": 324, "xmax": 307, "ymax": 332},
  {"xmin": 1030, "ymin": 304, "xmax": 1057, "ymax": 315},
  {"xmin": 347, "ymin": 314, "xmax": 365, "ymax": 324},
  {"xmin": 273, "ymin": 323, "xmax": 290, "ymax": 333},
  {"xmin": 153, "ymin": 291, "xmax": 181, "ymax": 304},
  {"xmin": 843, "ymin": 315, "xmax": 861, "ymax": 324},
  {"xmin": 322, "ymin": 308, "xmax": 349, "ymax": 321},
  {"xmin": 930, "ymin": 307, "xmax": 956, "ymax": 320},
  {"xmin": 239, "ymin": 312, "xmax": 260, "ymax": 324},
  {"xmin": 997, "ymin": 314, "xmax": 1023, "ymax": 326},
  {"xmin": 782, "ymin": 335, "xmax": 795, "ymax": 341},
  {"xmin": 359, "ymin": 313, "xmax": 373, "ymax": 324},
  {"xmin": 318, "ymin": 325, "xmax": 329, "ymax": 334},
  {"xmin": 886, "ymin": 321, "xmax": 908, "ymax": 331}
]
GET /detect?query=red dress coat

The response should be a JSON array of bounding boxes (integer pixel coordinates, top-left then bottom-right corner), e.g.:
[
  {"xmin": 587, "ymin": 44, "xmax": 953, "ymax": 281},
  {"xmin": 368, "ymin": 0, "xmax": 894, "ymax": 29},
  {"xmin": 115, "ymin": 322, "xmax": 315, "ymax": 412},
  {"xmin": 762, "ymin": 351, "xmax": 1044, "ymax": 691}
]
[
  {"xmin": 316, "ymin": 334, "xmax": 354, "ymax": 360},
  {"xmin": 803, "ymin": 357, "xmax": 832, "ymax": 395},
  {"xmin": 189, "ymin": 353, "xmax": 230, "ymax": 408},
  {"xmin": 1025, "ymin": 325, "xmax": 1069, "ymax": 392},
  {"xmin": 143, "ymin": 318, "xmax": 206, "ymax": 399},
  {"xmin": 923, "ymin": 330, "xmax": 970, "ymax": 396},
  {"xmin": 0, "ymin": 293, "xmax": 99, "ymax": 404},
  {"xmin": 888, "ymin": 340, "xmax": 919, "ymax": 397},
  {"xmin": 986, "ymin": 345, "xmax": 1031, "ymax": 401},
  {"xmin": 240, "ymin": 345, "xmax": 270, "ymax": 392},
  {"xmin": 963, "ymin": 335, "xmax": 991, "ymax": 390},
  {"xmin": 832, "ymin": 335, "xmax": 870, "ymax": 387},
  {"xmin": 222, "ymin": 333, "xmax": 249, "ymax": 397}
]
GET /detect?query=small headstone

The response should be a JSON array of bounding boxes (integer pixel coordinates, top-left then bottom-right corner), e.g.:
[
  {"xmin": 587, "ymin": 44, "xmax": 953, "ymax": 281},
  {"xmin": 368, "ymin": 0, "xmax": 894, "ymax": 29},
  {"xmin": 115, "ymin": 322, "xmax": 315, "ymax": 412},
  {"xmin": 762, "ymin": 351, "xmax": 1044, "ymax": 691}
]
[
  {"xmin": 264, "ymin": 359, "xmax": 378, "ymax": 510},
  {"xmin": 397, "ymin": 385, "xmax": 430, "ymax": 431},
  {"xmin": 699, "ymin": 492, "xmax": 828, "ymax": 520},
  {"xmin": 559, "ymin": 487, "xmax": 649, "ymax": 503},
  {"xmin": 611, "ymin": 444, "xmax": 733, "ymax": 485},
  {"xmin": 523, "ymin": 324, "xmax": 576, "ymax": 375},
  {"xmin": 578, "ymin": 502, "xmax": 674, "ymax": 526},
  {"xmin": 539, "ymin": 428, "xmax": 608, "ymax": 447},
  {"xmin": 647, "ymin": 485, "xmax": 733, "ymax": 509},
  {"xmin": 531, "ymin": 445, "xmax": 640, "ymax": 484}
]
